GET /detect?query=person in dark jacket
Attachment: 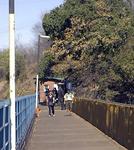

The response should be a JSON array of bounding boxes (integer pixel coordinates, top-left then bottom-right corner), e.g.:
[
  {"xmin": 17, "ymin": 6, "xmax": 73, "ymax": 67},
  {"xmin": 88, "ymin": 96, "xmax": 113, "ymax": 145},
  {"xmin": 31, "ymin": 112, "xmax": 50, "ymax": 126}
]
[
  {"xmin": 47, "ymin": 91, "xmax": 55, "ymax": 117},
  {"xmin": 44, "ymin": 87, "xmax": 49, "ymax": 97},
  {"xmin": 53, "ymin": 88, "xmax": 58, "ymax": 104},
  {"xmin": 43, "ymin": 86, "xmax": 50, "ymax": 105},
  {"xmin": 58, "ymin": 86, "xmax": 64, "ymax": 110}
]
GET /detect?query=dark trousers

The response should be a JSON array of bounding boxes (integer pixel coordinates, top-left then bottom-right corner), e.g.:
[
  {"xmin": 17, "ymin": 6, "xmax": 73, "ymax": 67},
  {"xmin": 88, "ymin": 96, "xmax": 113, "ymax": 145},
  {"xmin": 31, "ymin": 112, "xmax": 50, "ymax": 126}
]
[
  {"xmin": 48, "ymin": 105, "xmax": 54, "ymax": 115},
  {"xmin": 60, "ymin": 101, "xmax": 64, "ymax": 110}
]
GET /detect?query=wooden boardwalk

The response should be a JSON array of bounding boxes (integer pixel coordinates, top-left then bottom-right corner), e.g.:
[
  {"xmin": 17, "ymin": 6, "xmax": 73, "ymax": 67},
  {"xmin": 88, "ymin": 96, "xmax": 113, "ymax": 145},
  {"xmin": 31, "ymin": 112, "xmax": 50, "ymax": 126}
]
[{"xmin": 27, "ymin": 106, "xmax": 126, "ymax": 150}]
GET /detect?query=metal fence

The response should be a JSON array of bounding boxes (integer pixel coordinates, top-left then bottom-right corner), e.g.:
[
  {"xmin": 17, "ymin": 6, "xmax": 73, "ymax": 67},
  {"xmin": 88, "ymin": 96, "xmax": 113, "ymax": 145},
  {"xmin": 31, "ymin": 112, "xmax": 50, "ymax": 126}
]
[
  {"xmin": 0, "ymin": 100, "xmax": 10, "ymax": 150},
  {"xmin": 16, "ymin": 94, "xmax": 36, "ymax": 149},
  {"xmin": 73, "ymin": 98, "xmax": 134, "ymax": 150},
  {"xmin": 0, "ymin": 94, "xmax": 36, "ymax": 150}
]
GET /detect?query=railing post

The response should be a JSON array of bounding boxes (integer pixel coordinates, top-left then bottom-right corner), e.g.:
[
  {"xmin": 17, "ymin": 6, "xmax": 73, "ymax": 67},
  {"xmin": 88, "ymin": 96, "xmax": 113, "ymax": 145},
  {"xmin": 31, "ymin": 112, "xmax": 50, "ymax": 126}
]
[
  {"xmin": 35, "ymin": 75, "xmax": 39, "ymax": 108},
  {"xmin": 9, "ymin": 0, "xmax": 16, "ymax": 149}
]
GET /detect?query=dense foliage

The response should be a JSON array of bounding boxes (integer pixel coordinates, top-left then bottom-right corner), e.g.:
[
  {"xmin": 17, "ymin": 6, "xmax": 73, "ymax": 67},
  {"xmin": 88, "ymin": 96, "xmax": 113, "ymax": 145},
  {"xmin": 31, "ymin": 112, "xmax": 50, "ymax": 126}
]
[
  {"xmin": 39, "ymin": 52, "xmax": 54, "ymax": 78},
  {"xmin": 0, "ymin": 50, "xmax": 9, "ymax": 80},
  {"xmin": 42, "ymin": 0, "xmax": 134, "ymax": 103},
  {"xmin": 0, "ymin": 50, "xmax": 26, "ymax": 81},
  {"xmin": 0, "ymin": 49, "xmax": 35, "ymax": 99}
]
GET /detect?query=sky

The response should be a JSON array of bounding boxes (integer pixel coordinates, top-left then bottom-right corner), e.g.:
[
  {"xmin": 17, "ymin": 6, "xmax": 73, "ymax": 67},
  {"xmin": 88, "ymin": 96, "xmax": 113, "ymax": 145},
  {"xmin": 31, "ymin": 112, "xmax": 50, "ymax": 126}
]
[{"xmin": 0, "ymin": 0, "xmax": 64, "ymax": 50}]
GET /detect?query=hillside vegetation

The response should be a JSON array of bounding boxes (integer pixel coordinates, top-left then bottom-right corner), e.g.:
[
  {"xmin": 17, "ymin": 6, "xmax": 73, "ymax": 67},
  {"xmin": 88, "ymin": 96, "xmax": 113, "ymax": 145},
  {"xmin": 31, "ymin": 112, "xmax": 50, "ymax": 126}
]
[
  {"xmin": 0, "ymin": 49, "xmax": 36, "ymax": 99},
  {"xmin": 41, "ymin": 0, "xmax": 134, "ymax": 103}
]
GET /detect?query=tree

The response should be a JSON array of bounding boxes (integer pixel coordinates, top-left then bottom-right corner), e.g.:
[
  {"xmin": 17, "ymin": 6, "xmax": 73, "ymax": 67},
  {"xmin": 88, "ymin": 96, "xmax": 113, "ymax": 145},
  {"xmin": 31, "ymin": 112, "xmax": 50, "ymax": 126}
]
[
  {"xmin": 39, "ymin": 52, "xmax": 54, "ymax": 78},
  {"xmin": 0, "ymin": 49, "xmax": 26, "ymax": 81},
  {"xmin": 41, "ymin": 0, "xmax": 134, "ymax": 102}
]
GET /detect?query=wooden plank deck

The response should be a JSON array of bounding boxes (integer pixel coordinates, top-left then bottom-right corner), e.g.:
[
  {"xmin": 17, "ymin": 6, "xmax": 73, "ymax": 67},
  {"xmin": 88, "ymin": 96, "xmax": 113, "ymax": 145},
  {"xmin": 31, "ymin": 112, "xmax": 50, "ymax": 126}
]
[{"xmin": 26, "ymin": 106, "xmax": 126, "ymax": 150}]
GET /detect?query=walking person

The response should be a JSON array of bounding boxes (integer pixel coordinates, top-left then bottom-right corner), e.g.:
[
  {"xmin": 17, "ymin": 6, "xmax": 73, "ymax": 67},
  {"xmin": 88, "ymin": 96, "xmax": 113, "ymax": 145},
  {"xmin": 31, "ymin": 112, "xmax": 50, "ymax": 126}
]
[
  {"xmin": 53, "ymin": 87, "xmax": 58, "ymax": 104},
  {"xmin": 44, "ymin": 86, "xmax": 49, "ymax": 97},
  {"xmin": 47, "ymin": 91, "xmax": 55, "ymax": 117},
  {"xmin": 64, "ymin": 90, "xmax": 74, "ymax": 113},
  {"xmin": 58, "ymin": 86, "xmax": 64, "ymax": 110},
  {"xmin": 44, "ymin": 86, "xmax": 50, "ymax": 105}
]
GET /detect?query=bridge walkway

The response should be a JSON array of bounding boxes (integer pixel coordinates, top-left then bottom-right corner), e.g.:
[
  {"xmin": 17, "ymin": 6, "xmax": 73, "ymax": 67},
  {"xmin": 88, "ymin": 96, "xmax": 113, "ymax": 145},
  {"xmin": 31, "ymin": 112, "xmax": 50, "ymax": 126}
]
[{"xmin": 27, "ymin": 106, "xmax": 126, "ymax": 150}]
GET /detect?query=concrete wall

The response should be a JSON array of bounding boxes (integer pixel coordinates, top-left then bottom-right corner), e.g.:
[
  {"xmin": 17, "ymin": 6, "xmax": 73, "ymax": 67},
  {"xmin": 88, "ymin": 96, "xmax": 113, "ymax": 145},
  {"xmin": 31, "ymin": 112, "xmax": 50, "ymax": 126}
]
[{"xmin": 73, "ymin": 99, "xmax": 134, "ymax": 150}]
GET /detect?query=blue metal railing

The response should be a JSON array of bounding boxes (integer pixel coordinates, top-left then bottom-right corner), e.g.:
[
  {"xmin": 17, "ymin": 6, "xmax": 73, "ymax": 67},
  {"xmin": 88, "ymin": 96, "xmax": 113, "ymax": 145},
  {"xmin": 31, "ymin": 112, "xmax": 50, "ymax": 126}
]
[
  {"xmin": 0, "ymin": 100, "xmax": 10, "ymax": 150},
  {"xmin": 0, "ymin": 94, "xmax": 36, "ymax": 150},
  {"xmin": 16, "ymin": 94, "xmax": 36, "ymax": 149}
]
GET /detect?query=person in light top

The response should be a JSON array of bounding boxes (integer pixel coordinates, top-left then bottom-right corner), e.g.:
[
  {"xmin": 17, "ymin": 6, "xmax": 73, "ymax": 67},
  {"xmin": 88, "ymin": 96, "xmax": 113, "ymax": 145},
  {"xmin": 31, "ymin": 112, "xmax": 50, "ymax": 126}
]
[{"xmin": 64, "ymin": 90, "xmax": 74, "ymax": 113}]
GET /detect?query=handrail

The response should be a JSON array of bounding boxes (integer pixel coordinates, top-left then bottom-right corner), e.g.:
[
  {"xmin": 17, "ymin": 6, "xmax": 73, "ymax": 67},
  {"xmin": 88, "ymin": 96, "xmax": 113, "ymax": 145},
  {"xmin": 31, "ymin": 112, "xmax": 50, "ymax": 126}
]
[
  {"xmin": 0, "ymin": 94, "xmax": 36, "ymax": 150},
  {"xmin": 73, "ymin": 98, "xmax": 134, "ymax": 150},
  {"xmin": 15, "ymin": 94, "xmax": 36, "ymax": 150},
  {"xmin": 0, "ymin": 99, "xmax": 10, "ymax": 150}
]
